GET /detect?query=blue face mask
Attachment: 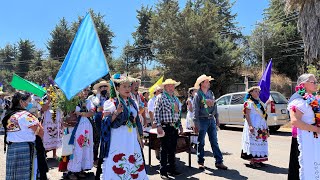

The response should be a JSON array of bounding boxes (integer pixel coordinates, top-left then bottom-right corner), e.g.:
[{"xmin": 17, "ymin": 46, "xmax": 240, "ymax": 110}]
[{"xmin": 25, "ymin": 102, "xmax": 33, "ymax": 111}]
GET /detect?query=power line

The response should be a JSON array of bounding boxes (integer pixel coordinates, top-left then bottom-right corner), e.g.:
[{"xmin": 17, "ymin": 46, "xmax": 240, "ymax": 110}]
[{"xmin": 265, "ymin": 13, "xmax": 298, "ymax": 24}]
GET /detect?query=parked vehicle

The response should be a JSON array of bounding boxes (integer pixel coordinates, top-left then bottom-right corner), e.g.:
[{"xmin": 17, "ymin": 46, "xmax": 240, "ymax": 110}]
[{"xmin": 216, "ymin": 91, "xmax": 289, "ymax": 131}]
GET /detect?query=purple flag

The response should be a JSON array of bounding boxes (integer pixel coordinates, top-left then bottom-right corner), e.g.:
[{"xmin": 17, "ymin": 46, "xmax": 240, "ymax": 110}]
[{"xmin": 259, "ymin": 59, "xmax": 272, "ymax": 103}]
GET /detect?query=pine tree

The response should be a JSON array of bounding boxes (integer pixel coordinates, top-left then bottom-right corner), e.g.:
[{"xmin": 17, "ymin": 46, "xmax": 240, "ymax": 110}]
[
  {"xmin": 131, "ymin": 5, "xmax": 154, "ymax": 82},
  {"xmin": 250, "ymin": 0, "xmax": 303, "ymax": 80},
  {"xmin": 47, "ymin": 17, "xmax": 72, "ymax": 61},
  {"xmin": 16, "ymin": 39, "xmax": 35, "ymax": 77}
]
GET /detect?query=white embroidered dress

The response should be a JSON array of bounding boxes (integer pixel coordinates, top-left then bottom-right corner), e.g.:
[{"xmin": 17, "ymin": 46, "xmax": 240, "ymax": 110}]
[
  {"xmin": 186, "ymin": 97, "xmax": 197, "ymax": 144},
  {"xmin": 241, "ymin": 100, "xmax": 268, "ymax": 160},
  {"xmin": 288, "ymin": 98, "xmax": 320, "ymax": 180},
  {"xmin": 102, "ymin": 100, "xmax": 148, "ymax": 180},
  {"xmin": 43, "ymin": 109, "xmax": 63, "ymax": 150},
  {"xmin": 67, "ymin": 100, "xmax": 94, "ymax": 172}
]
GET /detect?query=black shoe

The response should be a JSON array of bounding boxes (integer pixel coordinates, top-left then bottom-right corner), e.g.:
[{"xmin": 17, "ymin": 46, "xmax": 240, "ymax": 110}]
[
  {"xmin": 168, "ymin": 170, "xmax": 182, "ymax": 176},
  {"xmin": 160, "ymin": 173, "xmax": 169, "ymax": 179},
  {"xmin": 198, "ymin": 163, "xmax": 205, "ymax": 170}
]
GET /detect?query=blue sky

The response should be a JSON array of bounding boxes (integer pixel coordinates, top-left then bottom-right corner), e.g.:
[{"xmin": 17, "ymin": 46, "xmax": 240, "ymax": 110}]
[{"xmin": 0, "ymin": 0, "xmax": 269, "ymax": 59}]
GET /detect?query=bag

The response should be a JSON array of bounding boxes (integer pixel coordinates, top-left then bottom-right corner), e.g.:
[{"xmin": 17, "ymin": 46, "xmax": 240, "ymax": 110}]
[
  {"xmin": 58, "ymin": 128, "xmax": 74, "ymax": 156},
  {"xmin": 62, "ymin": 113, "xmax": 78, "ymax": 127}
]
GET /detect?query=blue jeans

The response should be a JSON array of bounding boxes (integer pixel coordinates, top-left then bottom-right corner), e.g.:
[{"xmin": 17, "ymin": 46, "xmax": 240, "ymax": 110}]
[{"xmin": 197, "ymin": 118, "xmax": 223, "ymax": 164}]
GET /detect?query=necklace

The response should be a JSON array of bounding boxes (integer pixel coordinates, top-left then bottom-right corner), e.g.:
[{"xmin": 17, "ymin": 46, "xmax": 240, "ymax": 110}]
[{"xmin": 243, "ymin": 96, "xmax": 267, "ymax": 120}]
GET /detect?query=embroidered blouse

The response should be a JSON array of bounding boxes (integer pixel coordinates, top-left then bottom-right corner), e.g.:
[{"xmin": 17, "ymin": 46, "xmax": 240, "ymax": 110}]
[{"xmin": 6, "ymin": 111, "xmax": 39, "ymax": 143}]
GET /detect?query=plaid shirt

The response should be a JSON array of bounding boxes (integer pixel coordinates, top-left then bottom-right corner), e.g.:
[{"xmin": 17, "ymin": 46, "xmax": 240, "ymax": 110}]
[{"xmin": 154, "ymin": 92, "xmax": 181, "ymax": 126}]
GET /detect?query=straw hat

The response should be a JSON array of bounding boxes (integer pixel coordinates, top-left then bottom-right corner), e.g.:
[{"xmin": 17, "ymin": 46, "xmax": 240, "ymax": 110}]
[
  {"xmin": 188, "ymin": 87, "xmax": 197, "ymax": 94},
  {"xmin": 161, "ymin": 79, "xmax": 181, "ymax": 87},
  {"xmin": 194, "ymin": 74, "xmax": 214, "ymax": 89},
  {"xmin": 93, "ymin": 80, "xmax": 110, "ymax": 91},
  {"xmin": 129, "ymin": 77, "xmax": 141, "ymax": 86},
  {"xmin": 247, "ymin": 86, "xmax": 261, "ymax": 93},
  {"xmin": 111, "ymin": 73, "xmax": 131, "ymax": 84},
  {"xmin": 154, "ymin": 85, "xmax": 163, "ymax": 92}
]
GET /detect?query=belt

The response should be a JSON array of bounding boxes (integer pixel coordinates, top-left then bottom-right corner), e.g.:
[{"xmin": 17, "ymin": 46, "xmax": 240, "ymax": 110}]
[
  {"xmin": 161, "ymin": 122, "xmax": 175, "ymax": 127},
  {"xmin": 199, "ymin": 115, "xmax": 214, "ymax": 119}
]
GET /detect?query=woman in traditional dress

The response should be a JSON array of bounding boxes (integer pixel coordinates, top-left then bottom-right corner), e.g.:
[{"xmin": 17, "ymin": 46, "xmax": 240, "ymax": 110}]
[
  {"xmin": 42, "ymin": 87, "xmax": 63, "ymax": 158},
  {"xmin": 241, "ymin": 86, "xmax": 269, "ymax": 168},
  {"xmin": 2, "ymin": 91, "xmax": 46, "ymax": 180},
  {"xmin": 186, "ymin": 87, "xmax": 197, "ymax": 152},
  {"xmin": 287, "ymin": 74, "xmax": 320, "ymax": 180},
  {"xmin": 100, "ymin": 74, "xmax": 148, "ymax": 180},
  {"xmin": 67, "ymin": 88, "xmax": 95, "ymax": 179}
]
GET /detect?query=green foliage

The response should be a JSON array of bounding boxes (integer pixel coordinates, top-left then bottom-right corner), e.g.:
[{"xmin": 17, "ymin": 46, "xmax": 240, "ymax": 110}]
[
  {"xmin": 149, "ymin": 0, "xmax": 242, "ymax": 96},
  {"xmin": 0, "ymin": 44, "xmax": 18, "ymax": 71},
  {"xmin": 130, "ymin": 5, "xmax": 154, "ymax": 80},
  {"xmin": 25, "ymin": 59, "xmax": 61, "ymax": 84},
  {"xmin": 71, "ymin": 9, "xmax": 114, "ymax": 58},
  {"xmin": 16, "ymin": 39, "xmax": 35, "ymax": 77},
  {"xmin": 47, "ymin": 17, "xmax": 72, "ymax": 61},
  {"xmin": 307, "ymin": 65, "xmax": 320, "ymax": 79},
  {"xmin": 56, "ymin": 89, "xmax": 80, "ymax": 115},
  {"xmin": 250, "ymin": 0, "xmax": 303, "ymax": 80}
]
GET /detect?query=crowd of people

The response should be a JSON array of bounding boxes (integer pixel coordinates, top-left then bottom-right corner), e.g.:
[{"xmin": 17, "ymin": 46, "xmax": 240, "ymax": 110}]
[{"xmin": 0, "ymin": 73, "xmax": 319, "ymax": 180}]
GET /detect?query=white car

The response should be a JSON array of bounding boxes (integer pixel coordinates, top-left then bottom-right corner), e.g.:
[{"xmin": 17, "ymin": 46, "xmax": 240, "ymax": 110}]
[{"xmin": 216, "ymin": 91, "xmax": 290, "ymax": 131}]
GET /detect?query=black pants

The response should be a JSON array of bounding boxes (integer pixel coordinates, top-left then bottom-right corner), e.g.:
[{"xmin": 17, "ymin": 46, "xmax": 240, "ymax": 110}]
[
  {"xmin": 288, "ymin": 137, "xmax": 300, "ymax": 180},
  {"xmin": 93, "ymin": 112, "xmax": 102, "ymax": 161},
  {"xmin": 160, "ymin": 125, "xmax": 178, "ymax": 174}
]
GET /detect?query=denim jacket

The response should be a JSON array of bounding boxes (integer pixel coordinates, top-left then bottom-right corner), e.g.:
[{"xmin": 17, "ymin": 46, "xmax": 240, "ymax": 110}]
[{"xmin": 193, "ymin": 89, "xmax": 219, "ymax": 127}]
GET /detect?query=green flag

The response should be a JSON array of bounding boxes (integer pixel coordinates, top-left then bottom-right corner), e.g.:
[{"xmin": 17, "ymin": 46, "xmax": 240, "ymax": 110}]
[{"xmin": 10, "ymin": 74, "xmax": 47, "ymax": 97}]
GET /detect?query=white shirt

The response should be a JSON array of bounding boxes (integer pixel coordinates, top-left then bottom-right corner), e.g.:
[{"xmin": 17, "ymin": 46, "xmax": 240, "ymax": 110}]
[
  {"xmin": 147, "ymin": 96, "xmax": 157, "ymax": 113},
  {"xmin": 6, "ymin": 111, "xmax": 39, "ymax": 143}
]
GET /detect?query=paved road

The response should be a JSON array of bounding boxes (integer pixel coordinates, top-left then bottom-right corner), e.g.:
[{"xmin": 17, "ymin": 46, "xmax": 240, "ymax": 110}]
[{"xmin": 0, "ymin": 125, "xmax": 291, "ymax": 180}]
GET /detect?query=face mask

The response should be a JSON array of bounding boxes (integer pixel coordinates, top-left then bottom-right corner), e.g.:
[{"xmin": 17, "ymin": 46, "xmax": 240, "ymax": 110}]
[
  {"xmin": 25, "ymin": 102, "xmax": 33, "ymax": 111},
  {"xmin": 101, "ymin": 90, "xmax": 107, "ymax": 96}
]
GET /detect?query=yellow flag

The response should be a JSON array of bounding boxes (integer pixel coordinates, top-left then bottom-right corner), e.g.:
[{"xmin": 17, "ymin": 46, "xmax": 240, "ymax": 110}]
[{"xmin": 149, "ymin": 76, "xmax": 164, "ymax": 98}]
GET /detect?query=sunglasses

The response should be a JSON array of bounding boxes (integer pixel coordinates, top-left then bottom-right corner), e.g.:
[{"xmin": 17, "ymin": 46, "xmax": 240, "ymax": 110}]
[{"xmin": 100, "ymin": 85, "xmax": 108, "ymax": 88}]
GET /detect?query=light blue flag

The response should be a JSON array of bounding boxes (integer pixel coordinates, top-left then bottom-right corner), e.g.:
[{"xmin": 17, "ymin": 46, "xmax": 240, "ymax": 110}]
[{"xmin": 55, "ymin": 13, "xmax": 109, "ymax": 100}]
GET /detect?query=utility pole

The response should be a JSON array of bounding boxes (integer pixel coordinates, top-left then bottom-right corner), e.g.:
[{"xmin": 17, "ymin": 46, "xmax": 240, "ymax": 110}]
[{"xmin": 261, "ymin": 22, "xmax": 265, "ymax": 73}]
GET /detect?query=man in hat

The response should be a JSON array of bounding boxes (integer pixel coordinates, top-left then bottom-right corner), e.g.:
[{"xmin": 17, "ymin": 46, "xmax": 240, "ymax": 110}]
[
  {"xmin": 149, "ymin": 85, "xmax": 163, "ymax": 128},
  {"xmin": 148, "ymin": 85, "xmax": 163, "ymax": 159},
  {"xmin": 92, "ymin": 80, "xmax": 110, "ymax": 164},
  {"xmin": 130, "ymin": 77, "xmax": 147, "ymax": 126},
  {"xmin": 154, "ymin": 79, "xmax": 183, "ymax": 179},
  {"xmin": 193, "ymin": 74, "xmax": 228, "ymax": 170}
]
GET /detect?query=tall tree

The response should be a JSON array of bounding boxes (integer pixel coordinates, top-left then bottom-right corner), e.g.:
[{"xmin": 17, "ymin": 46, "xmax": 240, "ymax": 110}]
[
  {"xmin": 209, "ymin": 0, "xmax": 242, "ymax": 40},
  {"xmin": 47, "ymin": 17, "xmax": 72, "ymax": 61},
  {"xmin": 0, "ymin": 44, "xmax": 18, "ymax": 71},
  {"xmin": 25, "ymin": 58, "xmax": 61, "ymax": 84},
  {"xmin": 285, "ymin": 0, "xmax": 320, "ymax": 69},
  {"xmin": 16, "ymin": 39, "xmax": 35, "ymax": 77},
  {"xmin": 149, "ymin": 0, "xmax": 241, "ymax": 96},
  {"xmin": 132, "ymin": 6, "xmax": 154, "ymax": 80},
  {"xmin": 250, "ymin": 0, "xmax": 303, "ymax": 80},
  {"xmin": 71, "ymin": 9, "xmax": 114, "ymax": 59}
]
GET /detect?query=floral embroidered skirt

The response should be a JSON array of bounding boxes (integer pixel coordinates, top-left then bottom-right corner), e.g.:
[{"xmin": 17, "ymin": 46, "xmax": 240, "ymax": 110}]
[
  {"xmin": 43, "ymin": 111, "xmax": 63, "ymax": 151},
  {"xmin": 102, "ymin": 125, "xmax": 148, "ymax": 180},
  {"xmin": 67, "ymin": 117, "xmax": 94, "ymax": 172},
  {"xmin": 241, "ymin": 119, "xmax": 269, "ymax": 162}
]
